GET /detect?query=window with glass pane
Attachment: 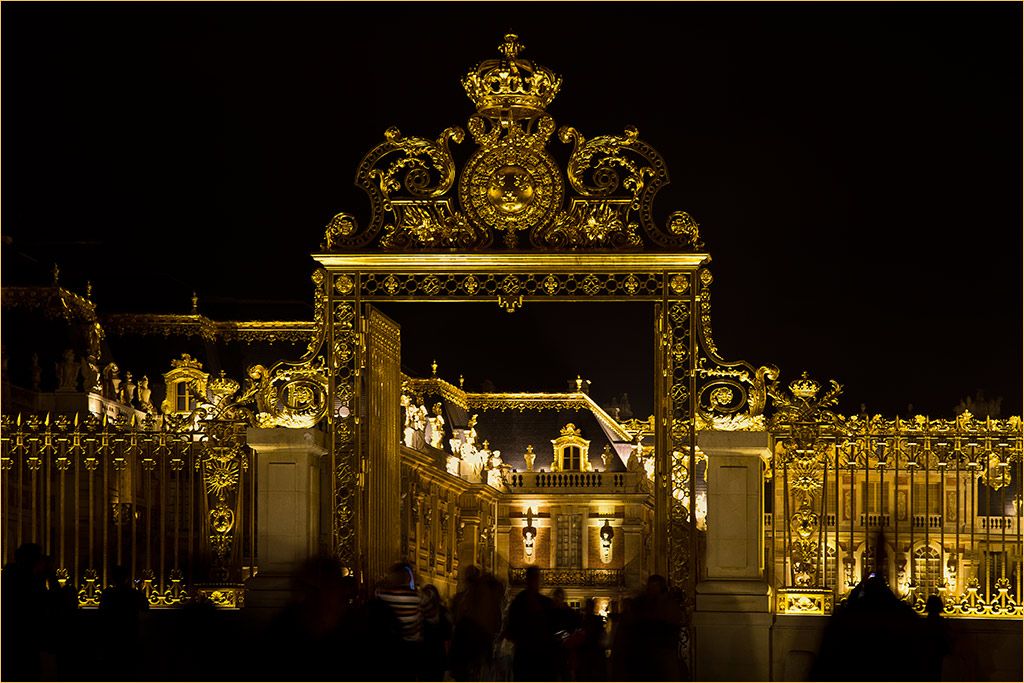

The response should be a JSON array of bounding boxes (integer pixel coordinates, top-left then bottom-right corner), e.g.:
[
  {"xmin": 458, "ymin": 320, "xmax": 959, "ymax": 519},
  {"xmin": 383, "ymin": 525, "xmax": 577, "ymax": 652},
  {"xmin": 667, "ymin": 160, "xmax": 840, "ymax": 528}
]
[
  {"xmin": 825, "ymin": 544, "xmax": 838, "ymax": 589},
  {"xmin": 912, "ymin": 482, "xmax": 942, "ymax": 514},
  {"xmin": 913, "ymin": 545, "xmax": 942, "ymax": 594},
  {"xmin": 563, "ymin": 446, "xmax": 581, "ymax": 471},
  {"xmin": 556, "ymin": 514, "xmax": 582, "ymax": 567},
  {"xmin": 862, "ymin": 482, "xmax": 891, "ymax": 513}
]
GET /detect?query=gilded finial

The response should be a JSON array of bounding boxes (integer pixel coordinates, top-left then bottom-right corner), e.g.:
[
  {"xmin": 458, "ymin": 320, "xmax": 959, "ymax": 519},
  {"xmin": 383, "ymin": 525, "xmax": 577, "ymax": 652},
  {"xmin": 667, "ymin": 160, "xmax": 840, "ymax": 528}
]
[
  {"xmin": 575, "ymin": 375, "xmax": 583, "ymax": 392},
  {"xmin": 52, "ymin": 263, "xmax": 60, "ymax": 286},
  {"xmin": 431, "ymin": 359, "xmax": 438, "ymax": 377},
  {"xmin": 459, "ymin": 374, "xmax": 465, "ymax": 389},
  {"xmin": 499, "ymin": 33, "xmax": 523, "ymax": 60},
  {"xmin": 191, "ymin": 292, "xmax": 199, "ymax": 314},
  {"xmin": 85, "ymin": 280, "xmax": 93, "ymax": 299}
]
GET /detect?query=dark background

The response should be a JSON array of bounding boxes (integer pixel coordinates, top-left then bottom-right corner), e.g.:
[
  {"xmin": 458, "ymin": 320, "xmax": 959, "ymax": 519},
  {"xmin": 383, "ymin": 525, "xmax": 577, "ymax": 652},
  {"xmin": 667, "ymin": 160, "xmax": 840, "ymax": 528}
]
[{"xmin": 3, "ymin": 2, "xmax": 1021, "ymax": 418}]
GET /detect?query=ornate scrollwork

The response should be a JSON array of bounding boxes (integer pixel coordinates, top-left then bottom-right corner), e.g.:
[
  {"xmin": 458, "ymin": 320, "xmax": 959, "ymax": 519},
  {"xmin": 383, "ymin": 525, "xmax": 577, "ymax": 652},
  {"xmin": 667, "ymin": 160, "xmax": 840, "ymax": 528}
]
[
  {"xmin": 235, "ymin": 359, "xmax": 329, "ymax": 429},
  {"xmin": 326, "ymin": 126, "xmax": 467, "ymax": 250},
  {"xmin": 316, "ymin": 34, "xmax": 707, "ymax": 253}
]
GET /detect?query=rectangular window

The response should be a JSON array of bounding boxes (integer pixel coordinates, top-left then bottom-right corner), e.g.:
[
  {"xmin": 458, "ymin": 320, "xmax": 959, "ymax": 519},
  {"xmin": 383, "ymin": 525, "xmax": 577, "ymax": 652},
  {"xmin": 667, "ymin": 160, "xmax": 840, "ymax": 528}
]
[
  {"xmin": 564, "ymin": 446, "xmax": 581, "ymax": 471},
  {"xmin": 862, "ymin": 482, "xmax": 891, "ymax": 514},
  {"xmin": 556, "ymin": 514, "xmax": 582, "ymax": 568},
  {"xmin": 912, "ymin": 482, "xmax": 942, "ymax": 515},
  {"xmin": 175, "ymin": 382, "xmax": 197, "ymax": 412}
]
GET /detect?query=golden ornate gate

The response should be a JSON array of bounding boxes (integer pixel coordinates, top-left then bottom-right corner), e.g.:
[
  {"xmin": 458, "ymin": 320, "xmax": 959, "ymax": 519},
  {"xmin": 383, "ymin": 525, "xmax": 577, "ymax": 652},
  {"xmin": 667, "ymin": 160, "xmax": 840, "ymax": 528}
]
[{"xmin": 284, "ymin": 35, "xmax": 776, "ymax": 633}]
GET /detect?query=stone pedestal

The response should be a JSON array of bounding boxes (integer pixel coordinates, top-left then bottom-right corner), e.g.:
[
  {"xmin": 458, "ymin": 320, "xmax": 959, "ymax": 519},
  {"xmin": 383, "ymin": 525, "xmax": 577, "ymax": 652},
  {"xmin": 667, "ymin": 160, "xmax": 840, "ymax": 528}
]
[
  {"xmin": 244, "ymin": 427, "xmax": 326, "ymax": 609},
  {"xmin": 693, "ymin": 430, "xmax": 772, "ymax": 681}
]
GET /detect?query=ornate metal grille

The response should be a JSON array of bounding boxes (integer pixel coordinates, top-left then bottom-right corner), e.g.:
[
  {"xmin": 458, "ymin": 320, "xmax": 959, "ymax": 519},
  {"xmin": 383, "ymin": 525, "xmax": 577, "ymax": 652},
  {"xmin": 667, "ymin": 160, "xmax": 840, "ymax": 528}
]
[
  {"xmin": 769, "ymin": 378, "xmax": 1023, "ymax": 618},
  {"xmin": 0, "ymin": 413, "xmax": 254, "ymax": 608}
]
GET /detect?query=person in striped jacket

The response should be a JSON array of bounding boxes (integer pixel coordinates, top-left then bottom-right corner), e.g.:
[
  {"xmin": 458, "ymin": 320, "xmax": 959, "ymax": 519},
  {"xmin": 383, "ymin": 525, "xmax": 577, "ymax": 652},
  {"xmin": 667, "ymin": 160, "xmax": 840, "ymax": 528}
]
[{"xmin": 376, "ymin": 562, "xmax": 424, "ymax": 676}]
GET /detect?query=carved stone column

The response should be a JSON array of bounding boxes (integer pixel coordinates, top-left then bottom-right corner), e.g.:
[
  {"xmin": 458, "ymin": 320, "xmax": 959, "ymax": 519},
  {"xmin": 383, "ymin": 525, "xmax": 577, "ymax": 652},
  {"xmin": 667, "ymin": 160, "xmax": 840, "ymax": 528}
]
[{"xmin": 693, "ymin": 430, "xmax": 772, "ymax": 682}]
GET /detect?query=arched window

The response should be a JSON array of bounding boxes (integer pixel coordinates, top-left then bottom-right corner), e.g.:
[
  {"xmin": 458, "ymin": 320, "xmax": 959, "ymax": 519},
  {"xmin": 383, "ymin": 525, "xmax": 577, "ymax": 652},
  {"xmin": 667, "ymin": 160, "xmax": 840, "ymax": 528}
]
[
  {"xmin": 824, "ymin": 544, "xmax": 838, "ymax": 590},
  {"xmin": 913, "ymin": 545, "xmax": 942, "ymax": 595}
]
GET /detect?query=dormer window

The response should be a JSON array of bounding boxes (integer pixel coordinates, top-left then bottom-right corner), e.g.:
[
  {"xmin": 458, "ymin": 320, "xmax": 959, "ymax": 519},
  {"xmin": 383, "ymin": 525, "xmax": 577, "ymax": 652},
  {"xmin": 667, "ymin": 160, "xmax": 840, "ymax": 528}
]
[
  {"xmin": 160, "ymin": 354, "xmax": 208, "ymax": 415},
  {"xmin": 551, "ymin": 423, "xmax": 592, "ymax": 472}
]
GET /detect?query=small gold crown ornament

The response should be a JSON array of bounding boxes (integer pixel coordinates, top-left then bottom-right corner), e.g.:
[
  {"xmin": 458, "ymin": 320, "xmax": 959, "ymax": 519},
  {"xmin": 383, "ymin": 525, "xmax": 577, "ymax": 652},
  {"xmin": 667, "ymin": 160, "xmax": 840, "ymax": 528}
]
[
  {"xmin": 789, "ymin": 372, "xmax": 821, "ymax": 400},
  {"xmin": 208, "ymin": 371, "xmax": 240, "ymax": 402},
  {"xmin": 462, "ymin": 33, "xmax": 562, "ymax": 120}
]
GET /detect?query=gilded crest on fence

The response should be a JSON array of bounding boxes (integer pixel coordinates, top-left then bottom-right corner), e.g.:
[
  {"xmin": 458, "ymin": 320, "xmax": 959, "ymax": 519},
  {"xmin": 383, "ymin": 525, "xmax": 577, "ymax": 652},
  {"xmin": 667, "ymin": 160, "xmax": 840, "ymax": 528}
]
[{"xmin": 321, "ymin": 34, "xmax": 703, "ymax": 252}]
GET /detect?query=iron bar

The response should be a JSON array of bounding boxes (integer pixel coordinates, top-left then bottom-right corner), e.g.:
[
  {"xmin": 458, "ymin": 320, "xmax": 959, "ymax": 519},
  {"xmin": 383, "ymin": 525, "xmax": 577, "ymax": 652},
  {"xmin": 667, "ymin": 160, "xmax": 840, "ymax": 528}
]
[
  {"xmin": 894, "ymin": 434, "xmax": 900, "ymax": 587},
  {"xmin": 130, "ymin": 441, "xmax": 137, "ymax": 582},
  {"xmin": 43, "ymin": 432, "xmax": 51, "ymax": 556},
  {"xmin": 2, "ymin": 444, "xmax": 9, "ymax": 566},
  {"xmin": 955, "ymin": 438, "xmax": 960, "ymax": 594},
  {"xmin": 1017, "ymin": 444, "xmax": 1022, "ymax": 602},
  {"xmin": 984, "ymin": 457, "xmax": 991, "ymax": 602},
  {"xmin": 999, "ymin": 455, "xmax": 1005, "ymax": 581},
  {"xmin": 159, "ymin": 437, "xmax": 167, "ymax": 597},
  {"xmin": 819, "ymin": 446, "xmax": 827, "ymax": 586},
  {"xmin": 834, "ymin": 442, "xmax": 840, "ymax": 595},
  {"xmin": 30, "ymin": 441, "xmax": 38, "ymax": 546},
  {"xmin": 58, "ymin": 440, "xmax": 66, "ymax": 573},
  {"xmin": 864, "ymin": 435, "xmax": 870, "ymax": 574},
  {"xmin": 16, "ymin": 438, "xmax": 22, "ymax": 555},
  {"xmin": 849, "ymin": 447, "xmax": 855, "ymax": 584},
  {"xmin": 103, "ymin": 431, "xmax": 110, "ymax": 588},
  {"xmin": 925, "ymin": 435, "xmax": 931, "ymax": 594},
  {"xmin": 783, "ymin": 462, "xmax": 791, "ymax": 585},
  {"xmin": 688, "ymin": 281, "xmax": 698, "ymax": 617}
]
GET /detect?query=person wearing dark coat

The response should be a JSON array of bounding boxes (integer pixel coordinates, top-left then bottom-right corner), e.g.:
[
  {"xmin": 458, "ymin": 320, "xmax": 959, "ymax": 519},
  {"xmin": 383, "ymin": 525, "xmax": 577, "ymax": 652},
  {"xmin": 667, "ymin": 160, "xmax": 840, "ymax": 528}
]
[{"xmin": 505, "ymin": 566, "xmax": 560, "ymax": 682}]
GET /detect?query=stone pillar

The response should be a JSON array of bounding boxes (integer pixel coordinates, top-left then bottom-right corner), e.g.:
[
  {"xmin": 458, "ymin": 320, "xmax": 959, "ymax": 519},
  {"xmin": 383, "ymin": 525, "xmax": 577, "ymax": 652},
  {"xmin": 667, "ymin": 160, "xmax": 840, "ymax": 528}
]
[
  {"xmin": 245, "ymin": 427, "xmax": 326, "ymax": 609},
  {"xmin": 693, "ymin": 430, "xmax": 772, "ymax": 681}
]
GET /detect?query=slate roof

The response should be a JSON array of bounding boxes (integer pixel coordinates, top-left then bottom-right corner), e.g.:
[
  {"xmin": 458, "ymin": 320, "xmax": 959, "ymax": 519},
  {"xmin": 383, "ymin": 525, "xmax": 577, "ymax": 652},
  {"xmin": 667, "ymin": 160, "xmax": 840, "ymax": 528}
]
[{"xmin": 473, "ymin": 405, "xmax": 630, "ymax": 472}]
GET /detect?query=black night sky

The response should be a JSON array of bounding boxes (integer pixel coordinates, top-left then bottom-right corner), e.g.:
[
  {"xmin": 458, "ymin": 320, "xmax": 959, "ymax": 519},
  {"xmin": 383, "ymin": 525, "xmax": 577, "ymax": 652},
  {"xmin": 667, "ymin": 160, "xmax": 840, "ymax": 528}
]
[{"xmin": 3, "ymin": 2, "xmax": 1021, "ymax": 419}]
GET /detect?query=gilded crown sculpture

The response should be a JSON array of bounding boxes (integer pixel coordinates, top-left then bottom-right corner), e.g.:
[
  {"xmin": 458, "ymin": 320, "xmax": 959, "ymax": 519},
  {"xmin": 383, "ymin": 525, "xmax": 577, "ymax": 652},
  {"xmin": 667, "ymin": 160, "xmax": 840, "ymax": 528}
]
[{"xmin": 321, "ymin": 33, "xmax": 703, "ymax": 252}]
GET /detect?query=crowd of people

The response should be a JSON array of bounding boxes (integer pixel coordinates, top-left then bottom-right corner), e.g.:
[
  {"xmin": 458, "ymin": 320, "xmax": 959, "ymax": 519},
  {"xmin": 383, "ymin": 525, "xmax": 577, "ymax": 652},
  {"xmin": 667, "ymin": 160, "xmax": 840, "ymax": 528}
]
[
  {"xmin": 263, "ymin": 559, "xmax": 690, "ymax": 682},
  {"xmin": 1, "ymin": 544, "xmax": 690, "ymax": 681}
]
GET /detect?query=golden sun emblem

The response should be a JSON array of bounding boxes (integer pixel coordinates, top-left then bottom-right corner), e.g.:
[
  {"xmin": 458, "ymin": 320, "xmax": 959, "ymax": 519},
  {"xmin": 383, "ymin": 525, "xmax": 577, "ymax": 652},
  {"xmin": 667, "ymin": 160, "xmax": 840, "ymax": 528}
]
[{"xmin": 486, "ymin": 165, "xmax": 535, "ymax": 214}]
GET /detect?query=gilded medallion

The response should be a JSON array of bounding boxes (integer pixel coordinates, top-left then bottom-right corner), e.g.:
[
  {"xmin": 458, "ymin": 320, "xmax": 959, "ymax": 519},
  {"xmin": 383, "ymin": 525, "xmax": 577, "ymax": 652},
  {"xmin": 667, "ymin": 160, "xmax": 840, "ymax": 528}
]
[{"xmin": 460, "ymin": 140, "xmax": 563, "ymax": 246}]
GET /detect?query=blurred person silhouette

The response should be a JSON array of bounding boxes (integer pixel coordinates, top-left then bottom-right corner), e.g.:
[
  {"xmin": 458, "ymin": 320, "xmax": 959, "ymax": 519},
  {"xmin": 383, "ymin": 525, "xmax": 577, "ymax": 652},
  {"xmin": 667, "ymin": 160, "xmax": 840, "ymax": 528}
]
[
  {"xmin": 41, "ymin": 554, "xmax": 80, "ymax": 680},
  {"xmin": 576, "ymin": 598, "xmax": 609, "ymax": 681},
  {"xmin": 97, "ymin": 564, "xmax": 149, "ymax": 680},
  {"xmin": 811, "ymin": 532, "xmax": 926, "ymax": 681},
  {"xmin": 630, "ymin": 574, "xmax": 684, "ymax": 681},
  {"xmin": 420, "ymin": 583, "xmax": 453, "ymax": 680},
  {"xmin": 265, "ymin": 555, "xmax": 358, "ymax": 680},
  {"xmin": 550, "ymin": 587, "xmax": 582, "ymax": 680},
  {"xmin": 173, "ymin": 594, "xmax": 219, "ymax": 680},
  {"xmin": 923, "ymin": 594, "xmax": 952, "ymax": 681},
  {"xmin": 608, "ymin": 597, "xmax": 636, "ymax": 681},
  {"xmin": 1, "ymin": 543, "xmax": 49, "ymax": 681},
  {"xmin": 450, "ymin": 564, "xmax": 503, "ymax": 681},
  {"xmin": 505, "ymin": 565, "xmax": 559, "ymax": 681}
]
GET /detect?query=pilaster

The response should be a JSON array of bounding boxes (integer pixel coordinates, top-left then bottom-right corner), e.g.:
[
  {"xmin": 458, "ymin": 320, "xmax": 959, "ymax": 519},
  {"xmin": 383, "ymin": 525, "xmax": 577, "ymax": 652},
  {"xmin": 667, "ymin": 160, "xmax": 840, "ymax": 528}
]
[
  {"xmin": 693, "ymin": 430, "xmax": 772, "ymax": 681},
  {"xmin": 245, "ymin": 427, "xmax": 326, "ymax": 609}
]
